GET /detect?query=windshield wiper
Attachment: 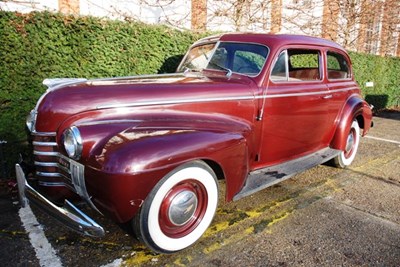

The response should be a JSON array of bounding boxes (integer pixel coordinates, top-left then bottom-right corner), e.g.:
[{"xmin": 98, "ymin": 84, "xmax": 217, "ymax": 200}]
[
  {"xmin": 207, "ymin": 61, "xmax": 232, "ymax": 78},
  {"xmin": 182, "ymin": 66, "xmax": 202, "ymax": 74}
]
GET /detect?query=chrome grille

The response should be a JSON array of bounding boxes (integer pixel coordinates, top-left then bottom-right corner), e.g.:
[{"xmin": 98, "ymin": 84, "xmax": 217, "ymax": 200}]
[{"xmin": 32, "ymin": 132, "xmax": 75, "ymax": 191}]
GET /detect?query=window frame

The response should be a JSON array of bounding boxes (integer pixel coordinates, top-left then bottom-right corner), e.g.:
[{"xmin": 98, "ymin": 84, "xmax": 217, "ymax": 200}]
[
  {"xmin": 326, "ymin": 50, "xmax": 352, "ymax": 81},
  {"xmin": 270, "ymin": 47, "xmax": 324, "ymax": 83}
]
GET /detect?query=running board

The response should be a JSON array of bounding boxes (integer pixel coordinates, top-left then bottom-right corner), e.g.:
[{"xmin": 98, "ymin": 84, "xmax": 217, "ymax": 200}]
[{"xmin": 233, "ymin": 147, "xmax": 341, "ymax": 201}]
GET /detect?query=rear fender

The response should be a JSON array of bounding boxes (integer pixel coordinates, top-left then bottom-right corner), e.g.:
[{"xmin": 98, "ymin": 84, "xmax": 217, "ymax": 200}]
[{"xmin": 331, "ymin": 95, "xmax": 373, "ymax": 151}]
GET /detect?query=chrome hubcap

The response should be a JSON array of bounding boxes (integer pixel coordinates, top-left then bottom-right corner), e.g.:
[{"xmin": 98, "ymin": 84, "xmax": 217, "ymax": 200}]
[
  {"xmin": 345, "ymin": 131, "xmax": 354, "ymax": 152},
  {"xmin": 168, "ymin": 190, "xmax": 198, "ymax": 226}
]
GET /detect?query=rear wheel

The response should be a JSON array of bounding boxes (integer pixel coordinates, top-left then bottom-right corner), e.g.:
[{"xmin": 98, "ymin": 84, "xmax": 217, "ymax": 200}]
[
  {"xmin": 133, "ymin": 161, "xmax": 218, "ymax": 253},
  {"xmin": 332, "ymin": 120, "xmax": 360, "ymax": 168}
]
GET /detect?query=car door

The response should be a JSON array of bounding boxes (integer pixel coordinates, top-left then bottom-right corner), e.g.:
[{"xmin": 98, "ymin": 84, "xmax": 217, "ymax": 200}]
[
  {"xmin": 325, "ymin": 49, "xmax": 355, "ymax": 116},
  {"xmin": 256, "ymin": 48, "xmax": 337, "ymax": 167}
]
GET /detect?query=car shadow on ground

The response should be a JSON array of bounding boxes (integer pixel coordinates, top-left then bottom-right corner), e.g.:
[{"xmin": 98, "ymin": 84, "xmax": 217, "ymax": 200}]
[{"xmin": 375, "ymin": 108, "xmax": 400, "ymax": 121}]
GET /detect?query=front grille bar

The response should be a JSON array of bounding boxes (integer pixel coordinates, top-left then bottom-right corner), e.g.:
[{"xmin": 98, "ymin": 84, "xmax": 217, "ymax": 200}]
[
  {"xmin": 33, "ymin": 141, "xmax": 58, "ymax": 146},
  {"xmin": 34, "ymin": 150, "xmax": 60, "ymax": 156},
  {"xmin": 36, "ymin": 171, "xmax": 62, "ymax": 177},
  {"xmin": 34, "ymin": 161, "xmax": 58, "ymax": 167},
  {"xmin": 32, "ymin": 131, "xmax": 73, "ymax": 186},
  {"xmin": 31, "ymin": 131, "xmax": 101, "ymax": 215},
  {"xmin": 32, "ymin": 131, "xmax": 56, "ymax": 137}
]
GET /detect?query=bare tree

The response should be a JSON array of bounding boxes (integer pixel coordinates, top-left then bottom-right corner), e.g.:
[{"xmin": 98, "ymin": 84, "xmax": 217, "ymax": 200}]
[
  {"xmin": 2, "ymin": 0, "xmax": 399, "ymax": 56},
  {"xmin": 208, "ymin": 0, "xmax": 271, "ymax": 31},
  {"xmin": 284, "ymin": 0, "xmax": 400, "ymax": 55}
]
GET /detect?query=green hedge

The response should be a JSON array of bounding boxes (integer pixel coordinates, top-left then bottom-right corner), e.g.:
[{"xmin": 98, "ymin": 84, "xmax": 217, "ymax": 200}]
[
  {"xmin": 0, "ymin": 11, "xmax": 202, "ymax": 176},
  {"xmin": 0, "ymin": 11, "xmax": 399, "ymax": 177},
  {"xmin": 349, "ymin": 51, "xmax": 400, "ymax": 109}
]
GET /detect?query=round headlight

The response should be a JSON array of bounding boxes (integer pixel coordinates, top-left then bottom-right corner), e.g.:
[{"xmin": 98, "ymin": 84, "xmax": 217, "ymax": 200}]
[
  {"xmin": 26, "ymin": 110, "xmax": 37, "ymax": 132},
  {"xmin": 63, "ymin": 126, "xmax": 83, "ymax": 160}
]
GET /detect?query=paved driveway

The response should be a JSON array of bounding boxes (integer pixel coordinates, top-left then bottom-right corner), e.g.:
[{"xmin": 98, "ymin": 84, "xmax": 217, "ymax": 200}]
[{"xmin": 1, "ymin": 112, "xmax": 399, "ymax": 266}]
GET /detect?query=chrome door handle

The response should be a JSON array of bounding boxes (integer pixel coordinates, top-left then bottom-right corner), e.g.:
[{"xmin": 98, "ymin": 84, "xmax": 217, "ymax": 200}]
[{"xmin": 322, "ymin": 94, "xmax": 333, "ymax": 99}]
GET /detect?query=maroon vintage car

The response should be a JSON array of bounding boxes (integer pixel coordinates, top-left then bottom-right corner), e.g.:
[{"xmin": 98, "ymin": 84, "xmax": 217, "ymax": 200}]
[{"xmin": 16, "ymin": 33, "xmax": 373, "ymax": 253}]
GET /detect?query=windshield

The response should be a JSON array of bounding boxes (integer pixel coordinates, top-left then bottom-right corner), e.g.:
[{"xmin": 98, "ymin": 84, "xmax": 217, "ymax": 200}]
[{"xmin": 178, "ymin": 42, "xmax": 269, "ymax": 77}]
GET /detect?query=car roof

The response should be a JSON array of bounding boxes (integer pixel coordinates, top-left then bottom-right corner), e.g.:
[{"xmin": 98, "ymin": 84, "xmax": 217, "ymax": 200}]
[{"xmin": 194, "ymin": 33, "xmax": 345, "ymax": 52}]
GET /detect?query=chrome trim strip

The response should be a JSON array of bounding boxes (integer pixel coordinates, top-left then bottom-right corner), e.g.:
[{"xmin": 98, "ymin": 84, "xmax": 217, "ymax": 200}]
[
  {"xmin": 97, "ymin": 87, "xmax": 358, "ymax": 110},
  {"xmin": 90, "ymin": 72, "xmax": 187, "ymax": 83},
  {"xmin": 34, "ymin": 161, "xmax": 58, "ymax": 167},
  {"xmin": 76, "ymin": 119, "xmax": 142, "ymax": 127},
  {"xmin": 32, "ymin": 131, "xmax": 56, "ymax": 137},
  {"xmin": 97, "ymin": 95, "xmax": 256, "ymax": 109},
  {"xmin": 41, "ymin": 73, "xmax": 191, "ymax": 94},
  {"xmin": 15, "ymin": 164, "xmax": 105, "ymax": 237},
  {"xmin": 259, "ymin": 87, "xmax": 357, "ymax": 99},
  {"xmin": 58, "ymin": 164, "xmax": 71, "ymax": 175},
  {"xmin": 35, "ymin": 165, "xmax": 71, "ymax": 180},
  {"xmin": 43, "ymin": 78, "xmax": 88, "ymax": 91},
  {"xmin": 63, "ymin": 126, "xmax": 83, "ymax": 160},
  {"xmin": 34, "ymin": 151, "xmax": 59, "ymax": 156},
  {"xmin": 26, "ymin": 109, "xmax": 38, "ymax": 133},
  {"xmin": 33, "ymin": 141, "xmax": 58, "ymax": 146},
  {"xmin": 38, "ymin": 181, "xmax": 66, "ymax": 187},
  {"xmin": 36, "ymin": 171, "xmax": 62, "ymax": 178}
]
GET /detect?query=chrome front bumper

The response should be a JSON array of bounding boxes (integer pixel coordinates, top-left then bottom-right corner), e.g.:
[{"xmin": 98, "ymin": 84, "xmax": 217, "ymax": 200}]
[{"xmin": 15, "ymin": 163, "xmax": 105, "ymax": 237}]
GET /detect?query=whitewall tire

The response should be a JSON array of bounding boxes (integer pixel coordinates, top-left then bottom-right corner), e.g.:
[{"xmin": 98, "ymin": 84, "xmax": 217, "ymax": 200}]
[
  {"xmin": 133, "ymin": 160, "xmax": 219, "ymax": 253},
  {"xmin": 333, "ymin": 120, "xmax": 360, "ymax": 168}
]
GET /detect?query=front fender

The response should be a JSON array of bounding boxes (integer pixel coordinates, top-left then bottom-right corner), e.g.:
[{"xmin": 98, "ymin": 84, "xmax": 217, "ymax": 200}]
[
  {"xmin": 84, "ymin": 128, "xmax": 249, "ymax": 223},
  {"xmin": 331, "ymin": 95, "xmax": 373, "ymax": 151}
]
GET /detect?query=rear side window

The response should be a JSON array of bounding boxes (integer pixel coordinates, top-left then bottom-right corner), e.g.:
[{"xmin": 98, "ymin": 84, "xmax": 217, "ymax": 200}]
[
  {"xmin": 327, "ymin": 51, "xmax": 351, "ymax": 79},
  {"xmin": 271, "ymin": 49, "xmax": 321, "ymax": 82}
]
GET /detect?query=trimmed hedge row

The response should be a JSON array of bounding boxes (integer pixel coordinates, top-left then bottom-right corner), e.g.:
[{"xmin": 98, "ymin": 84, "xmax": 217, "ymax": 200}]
[
  {"xmin": 349, "ymin": 51, "xmax": 400, "ymax": 110},
  {"xmin": 0, "ymin": 11, "xmax": 399, "ymax": 176},
  {"xmin": 0, "ymin": 11, "xmax": 203, "ymax": 176}
]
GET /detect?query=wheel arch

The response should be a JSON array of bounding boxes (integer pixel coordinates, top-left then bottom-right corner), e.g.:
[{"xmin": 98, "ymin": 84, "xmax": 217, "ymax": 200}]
[
  {"xmin": 331, "ymin": 95, "xmax": 372, "ymax": 151},
  {"xmin": 202, "ymin": 159, "xmax": 226, "ymax": 181}
]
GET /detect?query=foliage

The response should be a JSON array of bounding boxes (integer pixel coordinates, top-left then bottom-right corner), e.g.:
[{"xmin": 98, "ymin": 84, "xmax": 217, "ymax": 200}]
[
  {"xmin": 289, "ymin": 52, "xmax": 319, "ymax": 68},
  {"xmin": 0, "ymin": 11, "xmax": 202, "ymax": 176},
  {"xmin": 0, "ymin": 10, "xmax": 399, "ymax": 177},
  {"xmin": 349, "ymin": 51, "xmax": 400, "ymax": 109}
]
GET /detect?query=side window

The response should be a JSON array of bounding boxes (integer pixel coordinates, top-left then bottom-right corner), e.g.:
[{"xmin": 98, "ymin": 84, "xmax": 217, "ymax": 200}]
[
  {"xmin": 271, "ymin": 51, "xmax": 287, "ymax": 81},
  {"xmin": 288, "ymin": 50, "xmax": 321, "ymax": 80},
  {"xmin": 271, "ymin": 49, "xmax": 321, "ymax": 82},
  {"xmin": 327, "ymin": 51, "xmax": 351, "ymax": 79}
]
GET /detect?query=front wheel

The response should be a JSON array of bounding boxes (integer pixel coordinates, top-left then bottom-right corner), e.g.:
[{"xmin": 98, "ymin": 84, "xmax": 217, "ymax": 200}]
[
  {"xmin": 133, "ymin": 161, "xmax": 219, "ymax": 253},
  {"xmin": 332, "ymin": 120, "xmax": 360, "ymax": 168}
]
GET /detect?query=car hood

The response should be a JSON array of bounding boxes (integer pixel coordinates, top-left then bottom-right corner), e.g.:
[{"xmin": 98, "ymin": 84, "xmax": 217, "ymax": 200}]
[{"xmin": 34, "ymin": 72, "xmax": 256, "ymax": 132}]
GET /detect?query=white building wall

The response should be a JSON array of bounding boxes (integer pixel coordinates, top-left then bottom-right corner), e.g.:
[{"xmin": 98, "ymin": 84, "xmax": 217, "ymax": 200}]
[
  {"xmin": 280, "ymin": 0, "xmax": 324, "ymax": 36},
  {"xmin": 80, "ymin": 0, "xmax": 191, "ymax": 29},
  {"xmin": 0, "ymin": 0, "xmax": 272, "ymax": 32},
  {"xmin": 0, "ymin": 0, "xmax": 191, "ymax": 29},
  {"xmin": 0, "ymin": 0, "xmax": 58, "ymax": 13},
  {"xmin": 1, "ymin": 0, "xmax": 398, "ymax": 56},
  {"xmin": 206, "ymin": 0, "xmax": 272, "ymax": 32}
]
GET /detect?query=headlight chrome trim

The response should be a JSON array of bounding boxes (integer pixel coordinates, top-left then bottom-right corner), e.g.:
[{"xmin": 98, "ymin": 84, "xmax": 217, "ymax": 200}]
[
  {"xmin": 63, "ymin": 126, "xmax": 83, "ymax": 160},
  {"xmin": 26, "ymin": 109, "xmax": 37, "ymax": 132}
]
